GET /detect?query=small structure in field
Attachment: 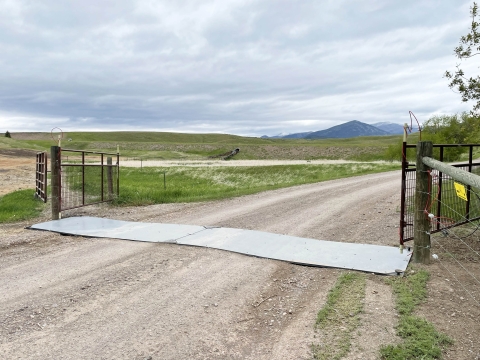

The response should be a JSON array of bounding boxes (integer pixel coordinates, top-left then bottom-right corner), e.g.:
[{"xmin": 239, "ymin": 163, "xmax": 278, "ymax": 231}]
[{"xmin": 208, "ymin": 148, "xmax": 240, "ymax": 160}]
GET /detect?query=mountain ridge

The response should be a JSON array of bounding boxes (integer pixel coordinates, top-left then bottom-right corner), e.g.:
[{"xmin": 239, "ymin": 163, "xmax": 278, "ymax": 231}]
[{"xmin": 262, "ymin": 120, "xmax": 400, "ymax": 139}]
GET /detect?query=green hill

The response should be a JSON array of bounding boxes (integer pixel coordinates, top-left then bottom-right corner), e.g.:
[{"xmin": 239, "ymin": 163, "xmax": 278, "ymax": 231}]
[{"xmin": 4, "ymin": 131, "xmax": 408, "ymax": 161}]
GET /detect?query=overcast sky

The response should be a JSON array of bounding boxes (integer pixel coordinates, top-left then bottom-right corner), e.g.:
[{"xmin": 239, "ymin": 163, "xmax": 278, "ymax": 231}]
[{"xmin": 0, "ymin": 0, "xmax": 477, "ymax": 137}]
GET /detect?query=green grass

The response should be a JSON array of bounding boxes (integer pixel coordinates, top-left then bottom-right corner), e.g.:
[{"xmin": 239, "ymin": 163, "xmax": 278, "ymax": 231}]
[
  {"xmin": 0, "ymin": 189, "xmax": 46, "ymax": 223},
  {"xmin": 113, "ymin": 163, "xmax": 400, "ymax": 206},
  {"xmin": 312, "ymin": 272, "xmax": 366, "ymax": 360},
  {"xmin": 380, "ymin": 268, "xmax": 453, "ymax": 359},
  {"xmin": 0, "ymin": 136, "xmax": 45, "ymax": 152}
]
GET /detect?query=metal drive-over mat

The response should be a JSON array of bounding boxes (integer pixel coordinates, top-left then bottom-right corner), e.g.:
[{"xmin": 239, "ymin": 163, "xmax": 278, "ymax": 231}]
[{"xmin": 29, "ymin": 216, "xmax": 412, "ymax": 275}]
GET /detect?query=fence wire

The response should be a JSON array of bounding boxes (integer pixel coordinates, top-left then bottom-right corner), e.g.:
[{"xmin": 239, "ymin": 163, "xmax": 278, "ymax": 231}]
[
  {"xmin": 402, "ymin": 163, "xmax": 480, "ymax": 242},
  {"xmin": 60, "ymin": 151, "xmax": 119, "ymax": 211},
  {"xmin": 426, "ymin": 185, "xmax": 480, "ymax": 307},
  {"xmin": 402, "ymin": 169, "xmax": 416, "ymax": 242}
]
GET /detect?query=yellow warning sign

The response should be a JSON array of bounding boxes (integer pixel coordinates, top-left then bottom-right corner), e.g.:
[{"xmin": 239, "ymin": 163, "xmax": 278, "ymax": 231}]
[{"xmin": 454, "ymin": 182, "xmax": 468, "ymax": 201}]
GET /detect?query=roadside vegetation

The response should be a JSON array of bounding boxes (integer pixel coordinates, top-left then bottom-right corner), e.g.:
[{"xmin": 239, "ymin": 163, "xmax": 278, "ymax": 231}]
[
  {"xmin": 114, "ymin": 163, "xmax": 399, "ymax": 206},
  {"xmin": 380, "ymin": 267, "xmax": 453, "ymax": 359},
  {"xmin": 312, "ymin": 272, "xmax": 366, "ymax": 360},
  {"xmin": 0, "ymin": 189, "xmax": 45, "ymax": 224},
  {"xmin": 385, "ymin": 113, "xmax": 480, "ymax": 162}
]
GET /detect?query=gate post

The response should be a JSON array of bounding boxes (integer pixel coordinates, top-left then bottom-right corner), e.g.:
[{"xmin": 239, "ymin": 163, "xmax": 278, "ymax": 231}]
[
  {"xmin": 414, "ymin": 141, "xmax": 432, "ymax": 264},
  {"xmin": 51, "ymin": 146, "xmax": 61, "ymax": 220},
  {"xmin": 107, "ymin": 157, "xmax": 113, "ymax": 198},
  {"xmin": 400, "ymin": 141, "xmax": 407, "ymax": 246}
]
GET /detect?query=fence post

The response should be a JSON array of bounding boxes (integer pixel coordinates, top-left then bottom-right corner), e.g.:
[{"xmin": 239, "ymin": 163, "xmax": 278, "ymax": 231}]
[
  {"xmin": 107, "ymin": 157, "xmax": 113, "ymax": 197},
  {"xmin": 400, "ymin": 141, "xmax": 407, "ymax": 246},
  {"xmin": 414, "ymin": 141, "xmax": 433, "ymax": 264},
  {"xmin": 51, "ymin": 146, "xmax": 61, "ymax": 220}
]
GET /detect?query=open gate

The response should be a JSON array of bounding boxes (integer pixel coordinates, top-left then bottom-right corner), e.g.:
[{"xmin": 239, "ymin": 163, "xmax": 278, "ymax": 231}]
[
  {"xmin": 35, "ymin": 151, "xmax": 48, "ymax": 203},
  {"xmin": 50, "ymin": 146, "xmax": 119, "ymax": 219}
]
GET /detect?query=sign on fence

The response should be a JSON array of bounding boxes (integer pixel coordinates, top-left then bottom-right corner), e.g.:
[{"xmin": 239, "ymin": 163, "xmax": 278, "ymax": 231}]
[{"xmin": 454, "ymin": 182, "xmax": 468, "ymax": 201}]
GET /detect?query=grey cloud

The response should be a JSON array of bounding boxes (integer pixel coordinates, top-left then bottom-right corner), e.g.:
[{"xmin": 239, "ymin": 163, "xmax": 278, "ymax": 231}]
[{"xmin": 0, "ymin": 0, "xmax": 475, "ymax": 136}]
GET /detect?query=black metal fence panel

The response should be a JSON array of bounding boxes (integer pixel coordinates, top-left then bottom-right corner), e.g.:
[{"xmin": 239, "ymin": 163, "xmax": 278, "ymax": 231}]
[
  {"xmin": 35, "ymin": 152, "xmax": 48, "ymax": 203},
  {"xmin": 400, "ymin": 143, "xmax": 480, "ymax": 244}
]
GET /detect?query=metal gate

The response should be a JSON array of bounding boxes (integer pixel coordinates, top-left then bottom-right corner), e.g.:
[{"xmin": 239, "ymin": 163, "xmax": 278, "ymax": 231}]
[
  {"xmin": 400, "ymin": 142, "xmax": 480, "ymax": 244},
  {"xmin": 35, "ymin": 151, "xmax": 48, "ymax": 203},
  {"xmin": 50, "ymin": 147, "xmax": 119, "ymax": 218}
]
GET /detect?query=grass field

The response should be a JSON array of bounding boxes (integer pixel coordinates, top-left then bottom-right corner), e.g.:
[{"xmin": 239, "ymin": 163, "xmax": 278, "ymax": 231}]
[{"xmin": 115, "ymin": 163, "xmax": 400, "ymax": 206}]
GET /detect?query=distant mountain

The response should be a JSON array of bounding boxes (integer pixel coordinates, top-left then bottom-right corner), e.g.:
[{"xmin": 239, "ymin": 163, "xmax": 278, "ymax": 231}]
[
  {"xmin": 372, "ymin": 122, "xmax": 405, "ymax": 135},
  {"xmin": 261, "ymin": 120, "xmax": 396, "ymax": 139},
  {"xmin": 282, "ymin": 131, "xmax": 313, "ymax": 139},
  {"xmin": 305, "ymin": 120, "xmax": 389, "ymax": 139}
]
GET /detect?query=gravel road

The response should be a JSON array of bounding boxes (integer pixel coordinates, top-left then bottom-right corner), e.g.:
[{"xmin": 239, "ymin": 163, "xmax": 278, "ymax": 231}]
[{"xmin": 1, "ymin": 170, "xmax": 405, "ymax": 359}]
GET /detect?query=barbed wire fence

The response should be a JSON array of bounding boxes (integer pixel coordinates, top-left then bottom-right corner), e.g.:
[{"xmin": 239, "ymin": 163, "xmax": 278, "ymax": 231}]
[
  {"xmin": 426, "ymin": 184, "xmax": 480, "ymax": 307},
  {"xmin": 415, "ymin": 149, "xmax": 480, "ymax": 308}
]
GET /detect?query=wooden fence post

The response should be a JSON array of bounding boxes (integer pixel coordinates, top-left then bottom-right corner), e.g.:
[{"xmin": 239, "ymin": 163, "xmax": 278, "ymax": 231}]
[
  {"xmin": 414, "ymin": 141, "xmax": 433, "ymax": 264},
  {"xmin": 107, "ymin": 157, "xmax": 113, "ymax": 198},
  {"xmin": 51, "ymin": 146, "xmax": 61, "ymax": 220}
]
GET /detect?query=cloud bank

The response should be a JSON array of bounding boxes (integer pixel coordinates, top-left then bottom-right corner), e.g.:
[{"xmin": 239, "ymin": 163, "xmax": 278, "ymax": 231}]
[{"xmin": 0, "ymin": 0, "xmax": 475, "ymax": 136}]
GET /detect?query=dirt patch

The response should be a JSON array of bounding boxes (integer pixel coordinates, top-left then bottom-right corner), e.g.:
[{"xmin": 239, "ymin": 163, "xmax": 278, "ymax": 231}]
[
  {"xmin": 9, "ymin": 132, "xmax": 62, "ymax": 141},
  {"xmin": 345, "ymin": 277, "xmax": 401, "ymax": 359},
  {"xmin": 0, "ymin": 155, "xmax": 36, "ymax": 196},
  {"xmin": 0, "ymin": 148, "xmax": 38, "ymax": 158},
  {"xmin": 91, "ymin": 142, "xmax": 385, "ymax": 160}
]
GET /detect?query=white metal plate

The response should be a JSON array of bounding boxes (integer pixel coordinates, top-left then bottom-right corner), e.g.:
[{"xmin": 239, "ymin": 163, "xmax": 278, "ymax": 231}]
[{"xmin": 29, "ymin": 216, "xmax": 412, "ymax": 275}]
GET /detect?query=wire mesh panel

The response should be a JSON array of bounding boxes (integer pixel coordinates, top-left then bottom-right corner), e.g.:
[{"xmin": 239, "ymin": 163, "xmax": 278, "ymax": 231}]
[
  {"xmin": 401, "ymin": 168, "xmax": 416, "ymax": 243},
  {"xmin": 429, "ymin": 164, "xmax": 480, "ymax": 231},
  {"xmin": 429, "ymin": 183, "xmax": 480, "ymax": 307},
  {"xmin": 35, "ymin": 152, "xmax": 48, "ymax": 203},
  {"xmin": 60, "ymin": 149, "xmax": 119, "ymax": 211},
  {"xmin": 401, "ymin": 144, "xmax": 480, "ymax": 243}
]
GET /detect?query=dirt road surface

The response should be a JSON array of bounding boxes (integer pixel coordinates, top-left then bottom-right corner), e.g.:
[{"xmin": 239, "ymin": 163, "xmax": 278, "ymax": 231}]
[{"xmin": 1, "ymin": 169, "xmax": 479, "ymax": 359}]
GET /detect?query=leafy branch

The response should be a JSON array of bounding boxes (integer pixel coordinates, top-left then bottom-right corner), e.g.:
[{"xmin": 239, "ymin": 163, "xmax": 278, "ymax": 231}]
[{"xmin": 445, "ymin": 2, "xmax": 480, "ymax": 115}]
